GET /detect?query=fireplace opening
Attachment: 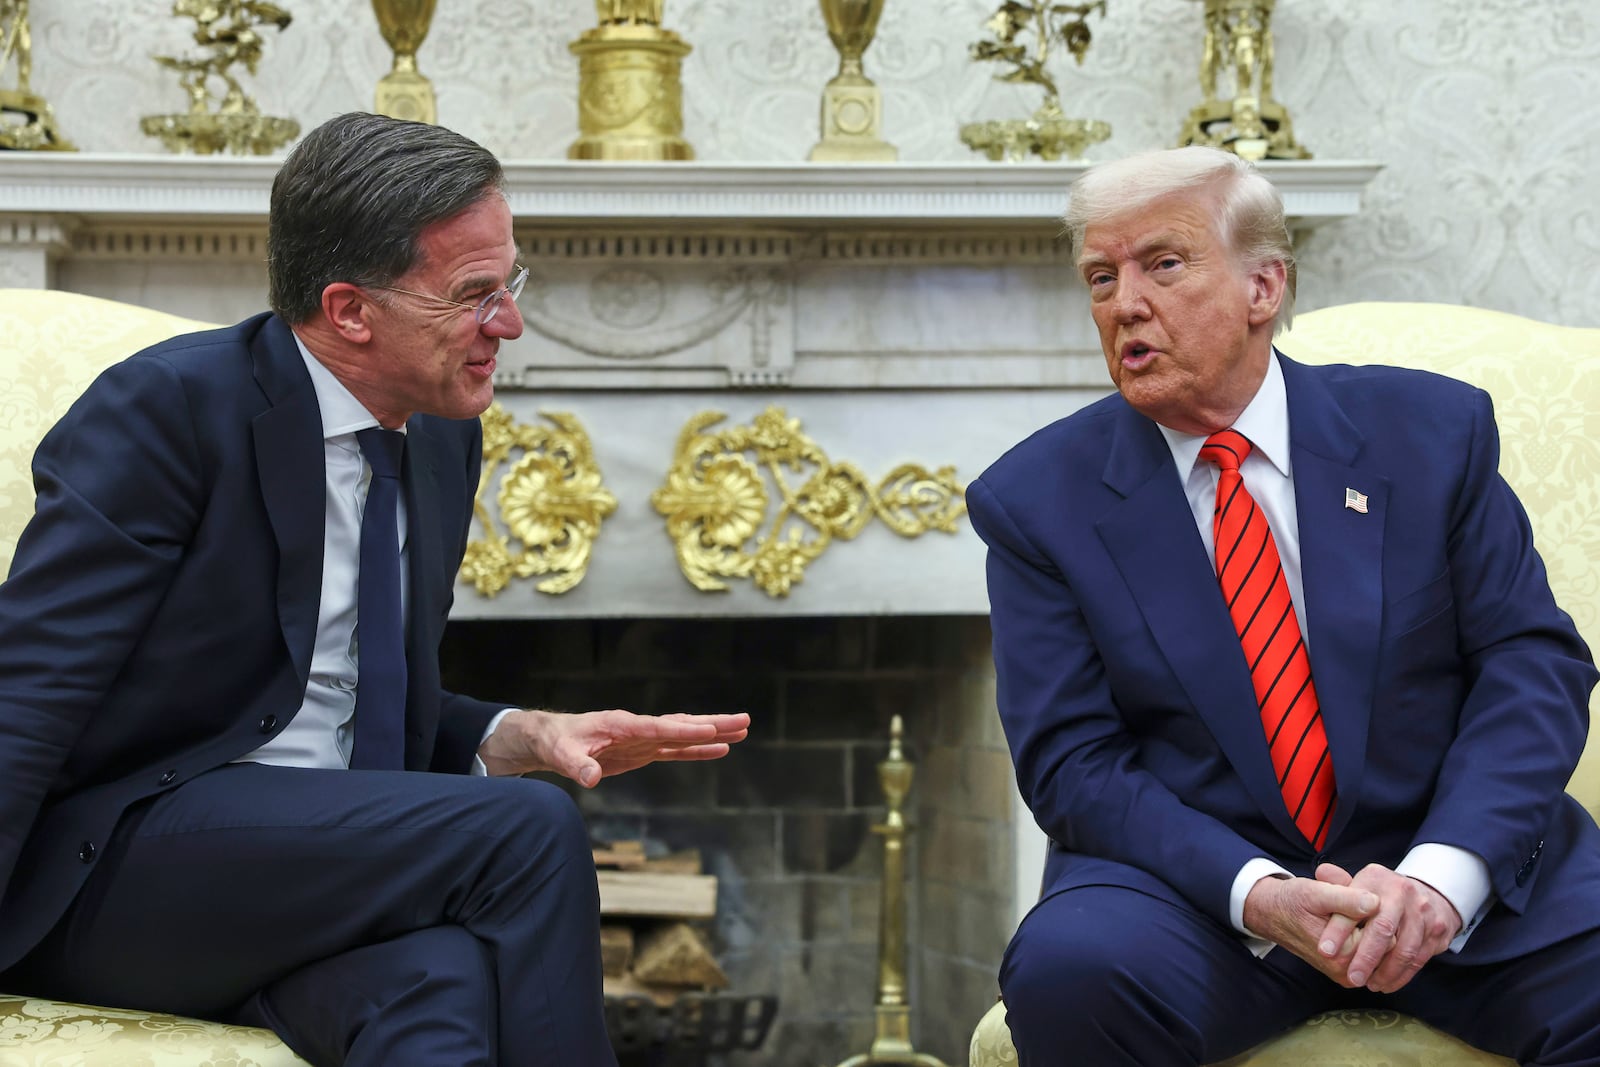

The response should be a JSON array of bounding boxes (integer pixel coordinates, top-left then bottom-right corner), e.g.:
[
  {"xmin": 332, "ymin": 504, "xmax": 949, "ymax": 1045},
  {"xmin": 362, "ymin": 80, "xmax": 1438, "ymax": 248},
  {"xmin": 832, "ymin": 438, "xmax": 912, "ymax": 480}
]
[{"xmin": 440, "ymin": 614, "xmax": 1014, "ymax": 1064}]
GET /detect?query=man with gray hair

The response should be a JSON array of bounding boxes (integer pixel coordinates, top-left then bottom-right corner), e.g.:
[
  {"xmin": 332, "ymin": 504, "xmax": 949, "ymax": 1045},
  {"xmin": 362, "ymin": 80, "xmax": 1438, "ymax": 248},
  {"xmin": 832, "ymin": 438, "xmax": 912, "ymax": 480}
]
[
  {"xmin": 968, "ymin": 145, "xmax": 1600, "ymax": 1064},
  {"xmin": 0, "ymin": 112, "xmax": 748, "ymax": 1066}
]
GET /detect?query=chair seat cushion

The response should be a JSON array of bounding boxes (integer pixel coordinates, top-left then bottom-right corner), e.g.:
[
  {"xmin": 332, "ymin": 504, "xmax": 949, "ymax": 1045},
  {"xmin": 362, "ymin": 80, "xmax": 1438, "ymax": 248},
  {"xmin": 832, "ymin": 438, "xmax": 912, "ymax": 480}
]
[
  {"xmin": 968, "ymin": 1000, "xmax": 1512, "ymax": 1067},
  {"xmin": 0, "ymin": 994, "xmax": 309, "ymax": 1066}
]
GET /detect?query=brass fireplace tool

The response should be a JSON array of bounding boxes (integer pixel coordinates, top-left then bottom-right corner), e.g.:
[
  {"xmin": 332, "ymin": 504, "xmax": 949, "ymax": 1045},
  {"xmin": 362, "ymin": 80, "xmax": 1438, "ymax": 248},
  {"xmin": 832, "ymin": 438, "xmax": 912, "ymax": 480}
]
[
  {"xmin": 371, "ymin": 0, "xmax": 437, "ymax": 124},
  {"xmin": 0, "ymin": 0, "xmax": 75, "ymax": 150},
  {"xmin": 833, "ymin": 715, "xmax": 947, "ymax": 1067},
  {"xmin": 1176, "ymin": 0, "xmax": 1309, "ymax": 160},
  {"xmin": 959, "ymin": 1, "xmax": 1110, "ymax": 162},
  {"xmin": 568, "ymin": 0, "xmax": 694, "ymax": 160},
  {"xmin": 141, "ymin": 0, "xmax": 300, "ymax": 155}
]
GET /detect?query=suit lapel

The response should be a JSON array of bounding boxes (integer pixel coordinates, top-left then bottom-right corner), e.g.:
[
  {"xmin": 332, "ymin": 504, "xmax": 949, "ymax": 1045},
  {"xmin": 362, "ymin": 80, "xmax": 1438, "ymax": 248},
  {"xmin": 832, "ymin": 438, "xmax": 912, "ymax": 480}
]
[
  {"xmin": 250, "ymin": 316, "xmax": 324, "ymax": 688},
  {"xmin": 1096, "ymin": 406, "xmax": 1304, "ymax": 842},
  {"xmin": 1281, "ymin": 355, "xmax": 1387, "ymax": 843}
]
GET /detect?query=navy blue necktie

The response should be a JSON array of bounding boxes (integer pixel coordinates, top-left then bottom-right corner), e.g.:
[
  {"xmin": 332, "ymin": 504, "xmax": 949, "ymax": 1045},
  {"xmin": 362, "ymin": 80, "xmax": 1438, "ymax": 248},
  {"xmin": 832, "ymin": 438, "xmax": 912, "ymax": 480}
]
[{"xmin": 351, "ymin": 427, "xmax": 407, "ymax": 770}]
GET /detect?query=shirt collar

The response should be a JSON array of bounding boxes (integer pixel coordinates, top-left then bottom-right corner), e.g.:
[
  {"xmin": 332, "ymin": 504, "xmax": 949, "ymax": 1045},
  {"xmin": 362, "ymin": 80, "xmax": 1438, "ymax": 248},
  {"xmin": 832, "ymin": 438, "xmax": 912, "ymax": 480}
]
[
  {"xmin": 291, "ymin": 331, "xmax": 401, "ymax": 441},
  {"xmin": 1157, "ymin": 350, "xmax": 1291, "ymax": 479}
]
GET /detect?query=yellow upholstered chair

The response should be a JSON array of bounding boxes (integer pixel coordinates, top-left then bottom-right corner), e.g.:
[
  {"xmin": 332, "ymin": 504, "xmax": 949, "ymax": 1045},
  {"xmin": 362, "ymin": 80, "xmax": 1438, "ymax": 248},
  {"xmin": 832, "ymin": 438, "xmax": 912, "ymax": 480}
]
[
  {"xmin": 970, "ymin": 301, "xmax": 1600, "ymax": 1067},
  {"xmin": 0, "ymin": 289, "xmax": 307, "ymax": 1065}
]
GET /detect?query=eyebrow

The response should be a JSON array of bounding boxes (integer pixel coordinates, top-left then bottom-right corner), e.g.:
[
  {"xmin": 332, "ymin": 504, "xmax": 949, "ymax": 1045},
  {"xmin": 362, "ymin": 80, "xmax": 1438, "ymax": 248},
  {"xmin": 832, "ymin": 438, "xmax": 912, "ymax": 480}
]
[
  {"xmin": 448, "ymin": 271, "xmax": 506, "ymax": 303},
  {"xmin": 1078, "ymin": 230, "xmax": 1191, "ymax": 275}
]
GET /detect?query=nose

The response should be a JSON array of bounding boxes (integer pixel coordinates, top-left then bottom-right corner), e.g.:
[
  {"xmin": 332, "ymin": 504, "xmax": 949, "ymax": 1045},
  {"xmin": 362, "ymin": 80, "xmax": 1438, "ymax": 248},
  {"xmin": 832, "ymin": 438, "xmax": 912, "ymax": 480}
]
[
  {"xmin": 485, "ymin": 295, "xmax": 524, "ymax": 340},
  {"xmin": 1110, "ymin": 271, "xmax": 1152, "ymax": 322}
]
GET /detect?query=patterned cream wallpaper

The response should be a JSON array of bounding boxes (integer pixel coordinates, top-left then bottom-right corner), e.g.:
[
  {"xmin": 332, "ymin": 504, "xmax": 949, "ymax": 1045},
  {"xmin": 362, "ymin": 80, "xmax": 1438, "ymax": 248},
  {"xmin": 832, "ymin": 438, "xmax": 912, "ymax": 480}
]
[{"xmin": 19, "ymin": 0, "xmax": 1600, "ymax": 326}]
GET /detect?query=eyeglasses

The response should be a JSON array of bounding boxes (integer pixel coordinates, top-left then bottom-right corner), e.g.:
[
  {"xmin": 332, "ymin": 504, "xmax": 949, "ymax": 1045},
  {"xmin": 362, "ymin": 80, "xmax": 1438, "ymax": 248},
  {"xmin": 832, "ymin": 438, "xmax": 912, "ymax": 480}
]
[{"xmin": 376, "ymin": 264, "xmax": 529, "ymax": 325}]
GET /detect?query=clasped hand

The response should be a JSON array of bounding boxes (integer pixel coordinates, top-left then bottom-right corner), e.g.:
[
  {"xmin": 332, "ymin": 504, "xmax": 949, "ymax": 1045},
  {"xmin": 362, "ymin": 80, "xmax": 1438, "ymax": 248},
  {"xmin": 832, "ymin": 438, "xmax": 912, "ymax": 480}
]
[
  {"xmin": 479, "ymin": 707, "xmax": 750, "ymax": 786},
  {"xmin": 1243, "ymin": 862, "xmax": 1462, "ymax": 994}
]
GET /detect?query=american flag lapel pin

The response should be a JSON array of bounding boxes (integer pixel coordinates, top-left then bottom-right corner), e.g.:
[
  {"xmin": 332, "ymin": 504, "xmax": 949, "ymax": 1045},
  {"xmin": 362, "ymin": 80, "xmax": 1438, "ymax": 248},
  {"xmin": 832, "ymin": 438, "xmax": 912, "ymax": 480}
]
[{"xmin": 1344, "ymin": 487, "xmax": 1369, "ymax": 514}]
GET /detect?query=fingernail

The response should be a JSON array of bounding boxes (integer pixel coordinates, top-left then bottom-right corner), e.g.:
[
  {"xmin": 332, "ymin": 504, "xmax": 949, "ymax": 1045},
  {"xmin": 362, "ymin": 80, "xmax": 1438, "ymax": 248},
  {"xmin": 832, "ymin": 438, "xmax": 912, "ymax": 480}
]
[
  {"xmin": 1361, "ymin": 893, "xmax": 1378, "ymax": 911},
  {"xmin": 1319, "ymin": 940, "xmax": 1336, "ymax": 955},
  {"xmin": 1349, "ymin": 970, "xmax": 1366, "ymax": 984}
]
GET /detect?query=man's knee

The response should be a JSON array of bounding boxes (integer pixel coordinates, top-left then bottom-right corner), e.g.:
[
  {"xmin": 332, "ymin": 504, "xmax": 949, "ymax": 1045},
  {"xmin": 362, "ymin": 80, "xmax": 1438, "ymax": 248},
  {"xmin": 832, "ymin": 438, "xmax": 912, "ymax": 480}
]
[
  {"xmin": 1001, "ymin": 912, "xmax": 1146, "ymax": 1044},
  {"xmin": 473, "ymin": 777, "xmax": 592, "ymax": 882}
]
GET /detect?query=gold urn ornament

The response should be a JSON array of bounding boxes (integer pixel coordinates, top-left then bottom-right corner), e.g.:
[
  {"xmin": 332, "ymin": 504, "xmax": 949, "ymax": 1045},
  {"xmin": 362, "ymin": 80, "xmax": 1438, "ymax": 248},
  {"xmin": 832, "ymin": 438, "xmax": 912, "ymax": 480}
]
[
  {"xmin": 808, "ymin": 0, "xmax": 897, "ymax": 163},
  {"xmin": 1177, "ymin": 0, "xmax": 1309, "ymax": 160},
  {"xmin": 568, "ymin": 0, "xmax": 694, "ymax": 161},
  {"xmin": 371, "ymin": 0, "xmax": 438, "ymax": 124}
]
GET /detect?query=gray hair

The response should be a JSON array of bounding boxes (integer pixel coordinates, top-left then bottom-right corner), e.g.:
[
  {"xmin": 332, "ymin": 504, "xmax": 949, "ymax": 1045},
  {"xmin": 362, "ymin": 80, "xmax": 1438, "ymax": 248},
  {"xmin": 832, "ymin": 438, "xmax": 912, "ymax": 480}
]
[
  {"xmin": 1062, "ymin": 146, "xmax": 1296, "ymax": 333},
  {"xmin": 268, "ymin": 112, "xmax": 506, "ymax": 324}
]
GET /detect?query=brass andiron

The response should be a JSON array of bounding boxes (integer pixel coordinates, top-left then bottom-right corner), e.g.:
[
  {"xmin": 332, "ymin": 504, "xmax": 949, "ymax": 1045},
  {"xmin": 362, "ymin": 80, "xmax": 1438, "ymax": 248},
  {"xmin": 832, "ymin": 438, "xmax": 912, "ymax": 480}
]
[
  {"xmin": 834, "ymin": 715, "xmax": 947, "ymax": 1067},
  {"xmin": 807, "ymin": 0, "xmax": 897, "ymax": 162},
  {"xmin": 141, "ymin": 0, "xmax": 300, "ymax": 155},
  {"xmin": 1176, "ymin": 0, "xmax": 1309, "ymax": 160},
  {"xmin": 959, "ymin": 1, "xmax": 1111, "ymax": 162},
  {"xmin": 371, "ymin": 0, "xmax": 437, "ymax": 124},
  {"xmin": 568, "ymin": 0, "xmax": 694, "ymax": 161},
  {"xmin": 0, "ymin": 0, "xmax": 75, "ymax": 150}
]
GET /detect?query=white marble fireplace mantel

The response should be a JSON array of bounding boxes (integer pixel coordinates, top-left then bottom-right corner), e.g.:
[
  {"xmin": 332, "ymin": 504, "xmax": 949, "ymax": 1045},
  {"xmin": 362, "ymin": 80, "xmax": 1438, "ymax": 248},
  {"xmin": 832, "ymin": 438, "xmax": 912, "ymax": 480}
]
[{"xmin": 0, "ymin": 154, "xmax": 1379, "ymax": 620}]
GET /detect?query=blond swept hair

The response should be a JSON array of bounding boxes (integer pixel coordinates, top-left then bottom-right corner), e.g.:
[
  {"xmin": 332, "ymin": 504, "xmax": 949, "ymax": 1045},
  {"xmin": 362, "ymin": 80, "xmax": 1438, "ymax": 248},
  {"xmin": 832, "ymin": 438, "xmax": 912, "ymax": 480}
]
[{"xmin": 1062, "ymin": 146, "xmax": 1297, "ymax": 333}]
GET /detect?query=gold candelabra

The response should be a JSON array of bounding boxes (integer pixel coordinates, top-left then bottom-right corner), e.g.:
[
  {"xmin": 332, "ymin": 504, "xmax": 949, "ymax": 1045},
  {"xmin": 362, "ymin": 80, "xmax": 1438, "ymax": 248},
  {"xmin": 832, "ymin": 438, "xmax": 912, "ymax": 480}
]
[
  {"xmin": 371, "ymin": 0, "xmax": 437, "ymax": 124},
  {"xmin": 568, "ymin": 0, "xmax": 694, "ymax": 161},
  {"xmin": 959, "ymin": 1, "xmax": 1111, "ymax": 162},
  {"xmin": 0, "ymin": 0, "xmax": 75, "ymax": 150},
  {"xmin": 140, "ymin": 0, "xmax": 300, "ymax": 155},
  {"xmin": 832, "ymin": 715, "xmax": 948, "ymax": 1067},
  {"xmin": 1176, "ymin": 0, "xmax": 1309, "ymax": 160},
  {"xmin": 808, "ymin": 0, "xmax": 897, "ymax": 162}
]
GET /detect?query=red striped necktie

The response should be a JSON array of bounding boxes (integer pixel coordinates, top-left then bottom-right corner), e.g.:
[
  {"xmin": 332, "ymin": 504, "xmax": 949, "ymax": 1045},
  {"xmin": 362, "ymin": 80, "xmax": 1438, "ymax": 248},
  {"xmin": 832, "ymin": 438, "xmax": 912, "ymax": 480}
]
[{"xmin": 1200, "ymin": 429, "xmax": 1337, "ymax": 849}]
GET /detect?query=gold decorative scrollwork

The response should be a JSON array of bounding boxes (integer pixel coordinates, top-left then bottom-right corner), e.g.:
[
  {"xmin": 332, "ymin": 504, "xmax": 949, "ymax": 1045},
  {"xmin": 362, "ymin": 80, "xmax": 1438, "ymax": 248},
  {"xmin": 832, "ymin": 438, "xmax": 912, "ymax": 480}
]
[
  {"xmin": 461, "ymin": 403, "xmax": 618, "ymax": 597},
  {"xmin": 651, "ymin": 406, "xmax": 966, "ymax": 598}
]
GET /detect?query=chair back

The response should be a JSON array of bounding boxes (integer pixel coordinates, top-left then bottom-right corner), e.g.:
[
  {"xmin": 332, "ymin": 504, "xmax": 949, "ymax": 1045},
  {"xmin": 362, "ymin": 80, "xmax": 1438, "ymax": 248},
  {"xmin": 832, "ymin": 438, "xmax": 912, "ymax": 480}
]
[
  {"xmin": 0, "ymin": 289, "xmax": 216, "ymax": 575},
  {"xmin": 1279, "ymin": 301, "xmax": 1600, "ymax": 819}
]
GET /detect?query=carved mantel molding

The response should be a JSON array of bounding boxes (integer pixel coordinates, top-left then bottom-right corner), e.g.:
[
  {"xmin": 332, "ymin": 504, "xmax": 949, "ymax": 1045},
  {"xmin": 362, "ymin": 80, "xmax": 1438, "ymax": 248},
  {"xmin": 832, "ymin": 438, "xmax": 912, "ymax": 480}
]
[{"xmin": 0, "ymin": 153, "xmax": 1380, "ymax": 226}]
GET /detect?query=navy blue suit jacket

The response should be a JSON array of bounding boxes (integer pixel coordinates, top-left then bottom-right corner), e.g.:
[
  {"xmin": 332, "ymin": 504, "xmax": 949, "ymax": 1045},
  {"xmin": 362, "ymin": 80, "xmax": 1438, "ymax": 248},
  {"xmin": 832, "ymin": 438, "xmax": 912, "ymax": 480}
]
[
  {"xmin": 969, "ymin": 354, "xmax": 1600, "ymax": 965},
  {"xmin": 0, "ymin": 313, "xmax": 504, "ymax": 972}
]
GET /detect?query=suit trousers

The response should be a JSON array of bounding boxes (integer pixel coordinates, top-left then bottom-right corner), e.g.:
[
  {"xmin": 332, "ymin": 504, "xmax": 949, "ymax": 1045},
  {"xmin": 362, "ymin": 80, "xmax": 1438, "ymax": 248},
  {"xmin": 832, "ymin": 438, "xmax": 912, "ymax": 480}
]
[
  {"xmin": 4, "ymin": 763, "xmax": 616, "ymax": 1067},
  {"xmin": 1001, "ymin": 883, "xmax": 1600, "ymax": 1067}
]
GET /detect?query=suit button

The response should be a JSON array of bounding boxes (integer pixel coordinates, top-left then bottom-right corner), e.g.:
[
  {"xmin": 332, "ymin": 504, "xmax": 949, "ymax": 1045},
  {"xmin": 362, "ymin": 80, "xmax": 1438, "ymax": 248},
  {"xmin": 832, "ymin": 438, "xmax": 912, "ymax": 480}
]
[
  {"xmin": 259, "ymin": 714, "xmax": 278, "ymax": 733},
  {"xmin": 78, "ymin": 841, "xmax": 96, "ymax": 863},
  {"xmin": 158, "ymin": 770, "xmax": 177, "ymax": 786}
]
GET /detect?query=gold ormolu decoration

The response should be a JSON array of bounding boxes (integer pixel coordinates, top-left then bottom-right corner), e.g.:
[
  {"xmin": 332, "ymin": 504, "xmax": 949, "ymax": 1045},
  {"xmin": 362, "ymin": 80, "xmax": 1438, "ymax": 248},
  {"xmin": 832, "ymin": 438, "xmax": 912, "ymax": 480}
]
[
  {"xmin": 0, "ymin": 0, "xmax": 75, "ymax": 151},
  {"xmin": 371, "ymin": 0, "xmax": 437, "ymax": 124},
  {"xmin": 651, "ymin": 406, "xmax": 965, "ymax": 599},
  {"xmin": 141, "ymin": 0, "xmax": 300, "ymax": 156},
  {"xmin": 960, "ymin": 1, "xmax": 1111, "ymax": 162},
  {"xmin": 833, "ymin": 715, "xmax": 948, "ymax": 1067},
  {"xmin": 1177, "ymin": 0, "xmax": 1309, "ymax": 161},
  {"xmin": 460, "ymin": 403, "xmax": 618, "ymax": 597},
  {"xmin": 568, "ymin": 0, "xmax": 694, "ymax": 161},
  {"xmin": 807, "ymin": 0, "xmax": 897, "ymax": 163}
]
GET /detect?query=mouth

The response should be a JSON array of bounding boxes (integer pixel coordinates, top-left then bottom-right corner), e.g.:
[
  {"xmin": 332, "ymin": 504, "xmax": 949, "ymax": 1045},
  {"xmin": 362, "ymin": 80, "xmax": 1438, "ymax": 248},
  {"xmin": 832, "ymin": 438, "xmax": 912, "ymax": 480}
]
[
  {"xmin": 465, "ymin": 354, "xmax": 497, "ymax": 380},
  {"xmin": 1120, "ymin": 340, "xmax": 1156, "ymax": 370}
]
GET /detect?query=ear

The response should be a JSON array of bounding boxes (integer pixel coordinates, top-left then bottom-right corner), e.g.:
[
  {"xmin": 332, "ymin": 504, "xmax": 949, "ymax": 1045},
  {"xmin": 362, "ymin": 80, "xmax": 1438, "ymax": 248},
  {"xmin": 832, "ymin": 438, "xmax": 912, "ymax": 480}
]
[
  {"xmin": 321, "ymin": 283, "xmax": 375, "ymax": 344},
  {"xmin": 1246, "ymin": 259, "xmax": 1287, "ymax": 328}
]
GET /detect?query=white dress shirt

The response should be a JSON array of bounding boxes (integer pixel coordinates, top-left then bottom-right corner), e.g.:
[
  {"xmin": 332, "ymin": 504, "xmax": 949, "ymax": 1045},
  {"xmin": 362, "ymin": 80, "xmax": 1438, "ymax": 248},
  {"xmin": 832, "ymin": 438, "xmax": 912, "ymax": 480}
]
[
  {"xmin": 1156, "ymin": 352, "xmax": 1491, "ymax": 954},
  {"xmin": 238, "ymin": 334, "xmax": 507, "ymax": 772}
]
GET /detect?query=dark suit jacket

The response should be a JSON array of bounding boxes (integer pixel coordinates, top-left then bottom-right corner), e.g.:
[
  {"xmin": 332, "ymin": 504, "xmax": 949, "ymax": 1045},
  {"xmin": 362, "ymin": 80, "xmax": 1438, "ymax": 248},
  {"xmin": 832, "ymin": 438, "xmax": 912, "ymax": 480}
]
[
  {"xmin": 0, "ymin": 312, "xmax": 505, "ymax": 972},
  {"xmin": 968, "ymin": 353, "xmax": 1600, "ymax": 965}
]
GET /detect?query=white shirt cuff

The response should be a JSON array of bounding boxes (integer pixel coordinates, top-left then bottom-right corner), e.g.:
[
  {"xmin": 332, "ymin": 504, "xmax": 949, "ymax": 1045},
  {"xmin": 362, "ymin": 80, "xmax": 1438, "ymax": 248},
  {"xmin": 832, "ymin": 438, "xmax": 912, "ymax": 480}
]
[
  {"xmin": 471, "ymin": 708, "xmax": 521, "ymax": 776},
  {"xmin": 1231, "ymin": 857, "xmax": 1294, "ymax": 957},
  {"xmin": 1396, "ymin": 842, "xmax": 1493, "ymax": 951}
]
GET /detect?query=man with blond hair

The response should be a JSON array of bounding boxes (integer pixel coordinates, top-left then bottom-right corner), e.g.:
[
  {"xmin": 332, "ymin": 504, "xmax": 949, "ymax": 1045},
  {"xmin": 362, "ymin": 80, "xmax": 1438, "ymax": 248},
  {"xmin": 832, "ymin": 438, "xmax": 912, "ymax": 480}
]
[{"xmin": 969, "ymin": 145, "xmax": 1600, "ymax": 1064}]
